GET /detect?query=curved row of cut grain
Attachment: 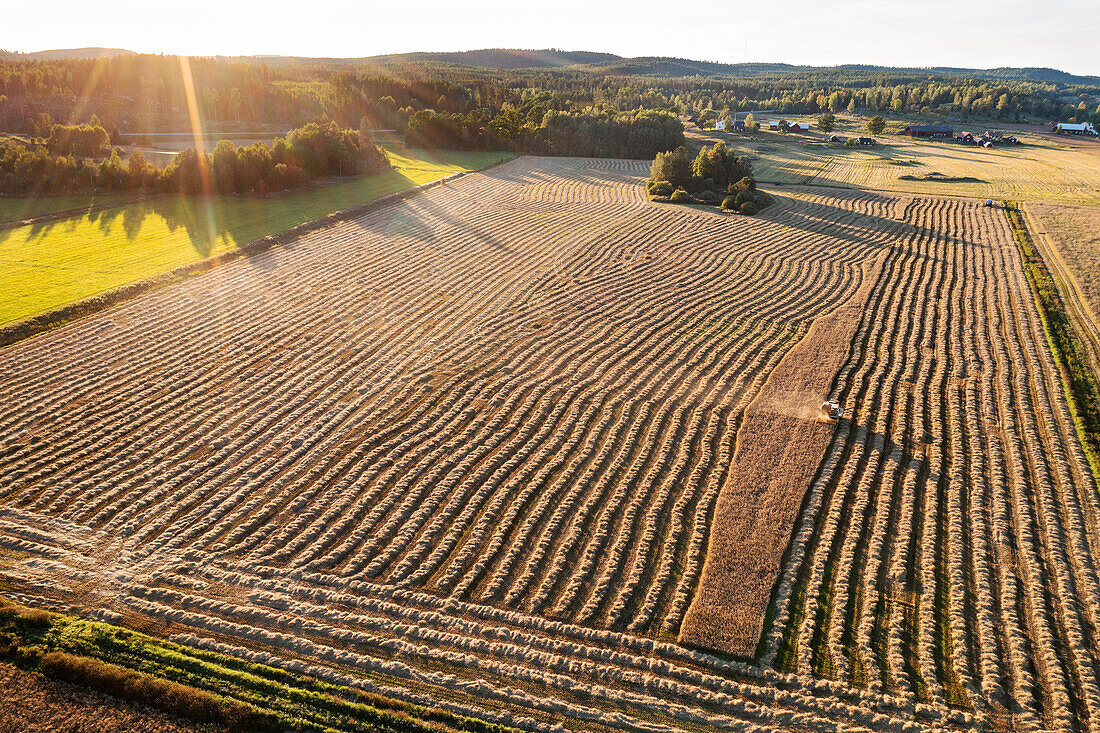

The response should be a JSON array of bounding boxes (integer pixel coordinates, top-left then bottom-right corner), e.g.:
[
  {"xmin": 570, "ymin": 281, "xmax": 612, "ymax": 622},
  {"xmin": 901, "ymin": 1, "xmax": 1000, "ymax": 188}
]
[{"xmin": 0, "ymin": 160, "xmax": 903, "ymax": 639}]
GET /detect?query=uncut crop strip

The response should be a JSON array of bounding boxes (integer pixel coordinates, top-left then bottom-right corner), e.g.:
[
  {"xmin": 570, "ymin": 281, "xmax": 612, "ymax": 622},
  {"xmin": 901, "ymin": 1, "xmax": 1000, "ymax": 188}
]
[{"xmin": 764, "ymin": 192, "xmax": 1100, "ymax": 730}]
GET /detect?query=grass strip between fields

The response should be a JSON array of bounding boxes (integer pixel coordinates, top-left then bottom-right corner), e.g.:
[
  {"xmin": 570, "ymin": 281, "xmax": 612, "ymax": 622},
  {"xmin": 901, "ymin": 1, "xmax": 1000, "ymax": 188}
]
[
  {"xmin": 0, "ymin": 595, "xmax": 522, "ymax": 733},
  {"xmin": 1003, "ymin": 201, "xmax": 1100, "ymax": 485}
]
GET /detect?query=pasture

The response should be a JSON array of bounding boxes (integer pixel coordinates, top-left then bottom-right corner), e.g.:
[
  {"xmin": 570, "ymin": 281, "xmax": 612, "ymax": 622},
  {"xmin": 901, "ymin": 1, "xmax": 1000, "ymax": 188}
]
[
  {"xmin": 2, "ymin": 156, "xmax": 1097, "ymax": 731},
  {"xmin": 0, "ymin": 148, "xmax": 509, "ymax": 326}
]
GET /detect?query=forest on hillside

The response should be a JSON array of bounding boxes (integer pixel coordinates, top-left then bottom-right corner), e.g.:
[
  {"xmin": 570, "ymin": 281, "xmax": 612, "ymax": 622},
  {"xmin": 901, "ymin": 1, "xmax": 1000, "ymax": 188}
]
[{"xmin": 1, "ymin": 53, "xmax": 1097, "ymax": 139}]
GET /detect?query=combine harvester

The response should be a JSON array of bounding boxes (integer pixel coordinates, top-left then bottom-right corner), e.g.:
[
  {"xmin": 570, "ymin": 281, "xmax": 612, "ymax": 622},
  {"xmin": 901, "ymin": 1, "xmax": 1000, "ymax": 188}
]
[{"xmin": 820, "ymin": 399, "xmax": 843, "ymax": 425}]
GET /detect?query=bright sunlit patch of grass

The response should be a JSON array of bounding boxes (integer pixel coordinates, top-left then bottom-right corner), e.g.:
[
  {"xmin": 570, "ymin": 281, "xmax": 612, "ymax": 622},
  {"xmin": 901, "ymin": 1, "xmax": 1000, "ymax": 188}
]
[{"xmin": 0, "ymin": 148, "xmax": 512, "ymax": 326}]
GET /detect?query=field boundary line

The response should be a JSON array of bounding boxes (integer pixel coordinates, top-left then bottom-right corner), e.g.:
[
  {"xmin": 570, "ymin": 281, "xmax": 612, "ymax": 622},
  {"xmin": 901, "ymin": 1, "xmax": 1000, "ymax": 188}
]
[
  {"xmin": 1003, "ymin": 201, "xmax": 1100, "ymax": 482},
  {"xmin": 1021, "ymin": 204, "xmax": 1100, "ymax": 380},
  {"xmin": 679, "ymin": 249, "xmax": 889, "ymax": 657},
  {"xmin": 0, "ymin": 156, "xmax": 518, "ymax": 349}
]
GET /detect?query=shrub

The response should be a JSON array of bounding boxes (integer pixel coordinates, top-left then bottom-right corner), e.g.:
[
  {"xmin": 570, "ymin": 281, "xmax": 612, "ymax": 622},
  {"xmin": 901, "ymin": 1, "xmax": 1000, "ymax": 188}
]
[
  {"xmin": 845, "ymin": 137, "xmax": 857, "ymax": 148},
  {"xmin": 721, "ymin": 196, "xmax": 737, "ymax": 210},
  {"xmin": 648, "ymin": 180, "xmax": 673, "ymax": 197},
  {"xmin": 17, "ymin": 608, "xmax": 54, "ymax": 627},
  {"xmin": 0, "ymin": 603, "xmax": 52, "ymax": 627},
  {"xmin": 669, "ymin": 188, "xmax": 694, "ymax": 203},
  {"xmin": 740, "ymin": 201, "xmax": 759, "ymax": 215},
  {"xmin": 696, "ymin": 190, "xmax": 723, "ymax": 205}
]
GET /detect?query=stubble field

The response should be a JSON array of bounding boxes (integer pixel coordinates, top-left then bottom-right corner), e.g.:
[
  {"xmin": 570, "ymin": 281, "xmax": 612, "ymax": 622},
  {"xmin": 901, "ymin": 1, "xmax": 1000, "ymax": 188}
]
[
  {"xmin": 688, "ymin": 124, "xmax": 1100, "ymax": 205},
  {"xmin": 1, "ymin": 156, "xmax": 1098, "ymax": 732},
  {"xmin": 0, "ymin": 147, "xmax": 509, "ymax": 326}
]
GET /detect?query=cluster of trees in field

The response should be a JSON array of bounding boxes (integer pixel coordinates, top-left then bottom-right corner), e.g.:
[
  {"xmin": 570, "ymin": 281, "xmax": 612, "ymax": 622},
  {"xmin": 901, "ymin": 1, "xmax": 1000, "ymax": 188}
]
[
  {"xmin": 646, "ymin": 142, "xmax": 768, "ymax": 214},
  {"xmin": 0, "ymin": 121, "xmax": 389, "ymax": 196}
]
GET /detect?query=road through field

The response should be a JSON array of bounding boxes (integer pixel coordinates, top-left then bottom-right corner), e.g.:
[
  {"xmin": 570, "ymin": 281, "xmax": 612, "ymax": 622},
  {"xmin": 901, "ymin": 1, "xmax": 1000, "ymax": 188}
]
[{"xmin": 1, "ymin": 157, "xmax": 1096, "ymax": 731}]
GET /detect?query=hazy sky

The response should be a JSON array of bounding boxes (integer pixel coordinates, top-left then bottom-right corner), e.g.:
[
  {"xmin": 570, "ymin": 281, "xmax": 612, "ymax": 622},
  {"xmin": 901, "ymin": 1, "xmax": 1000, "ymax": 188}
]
[{"xmin": 3, "ymin": 0, "xmax": 1098, "ymax": 75}]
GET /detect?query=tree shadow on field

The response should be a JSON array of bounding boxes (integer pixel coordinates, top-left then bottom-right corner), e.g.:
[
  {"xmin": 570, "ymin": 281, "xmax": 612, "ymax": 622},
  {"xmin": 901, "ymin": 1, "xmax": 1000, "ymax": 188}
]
[
  {"xmin": 0, "ymin": 195, "xmax": 236, "ymax": 259},
  {"xmin": 350, "ymin": 178, "xmax": 516, "ymax": 258},
  {"xmin": 764, "ymin": 188, "xmax": 985, "ymax": 254}
]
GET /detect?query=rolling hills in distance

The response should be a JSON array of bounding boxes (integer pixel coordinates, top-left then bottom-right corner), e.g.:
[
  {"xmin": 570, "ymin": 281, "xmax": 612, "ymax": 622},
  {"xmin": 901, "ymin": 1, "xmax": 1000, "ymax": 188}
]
[{"xmin": 2, "ymin": 46, "xmax": 1096, "ymax": 85}]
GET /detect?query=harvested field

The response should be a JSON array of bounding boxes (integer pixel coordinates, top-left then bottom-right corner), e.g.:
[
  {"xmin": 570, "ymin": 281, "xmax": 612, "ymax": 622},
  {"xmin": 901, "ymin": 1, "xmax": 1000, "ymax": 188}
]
[
  {"xmin": 686, "ymin": 124, "xmax": 1100, "ymax": 204},
  {"xmin": 0, "ymin": 661, "xmax": 216, "ymax": 733},
  {"xmin": 1, "ymin": 156, "xmax": 1096, "ymax": 731},
  {"xmin": 0, "ymin": 147, "xmax": 510, "ymax": 326},
  {"xmin": 763, "ymin": 189, "xmax": 1100, "ymax": 730}
]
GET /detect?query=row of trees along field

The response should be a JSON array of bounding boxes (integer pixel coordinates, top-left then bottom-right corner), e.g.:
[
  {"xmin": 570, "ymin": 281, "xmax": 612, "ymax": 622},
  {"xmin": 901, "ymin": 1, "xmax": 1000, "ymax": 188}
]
[
  {"xmin": 1, "ymin": 55, "xmax": 1097, "ymax": 140},
  {"xmin": 0, "ymin": 121, "xmax": 389, "ymax": 195},
  {"xmin": 405, "ymin": 107, "xmax": 685, "ymax": 158}
]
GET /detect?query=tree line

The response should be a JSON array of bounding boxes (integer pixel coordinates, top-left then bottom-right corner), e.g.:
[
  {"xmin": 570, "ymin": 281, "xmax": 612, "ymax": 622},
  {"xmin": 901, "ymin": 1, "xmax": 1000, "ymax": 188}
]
[
  {"xmin": 0, "ymin": 121, "xmax": 389, "ymax": 196},
  {"xmin": 1, "ymin": 54, "xmax": 1096, "ymax": 142},
  {"xmin": 405, "ymin": 106, "xmax": 685, "ymax": 159}
]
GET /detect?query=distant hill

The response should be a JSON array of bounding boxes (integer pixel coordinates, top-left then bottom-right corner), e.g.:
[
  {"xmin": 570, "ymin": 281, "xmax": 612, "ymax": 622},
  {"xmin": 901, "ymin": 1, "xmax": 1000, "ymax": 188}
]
[
  {"xmin": 937, "ymin": 66, "xmax": 1097, "ymax": 84},
  {"xmin": 2, "ymin": 47, "xmax": 1095, "ymax": 85},
  {"xmin": 366, "ymin": 48, "xmax": 621, "ymax": 70},
  {"xmin": 836, "ymin": 63, "xmax": 1100, "ymax": 85},
  {"xmin": 581, "ymin": 57, "xmax": 802, "ymax": 77},
  {"xmin": 362, "ymin": 50, "xmax": 1098, "ymax": 85},
  {"xmin": 0, "ymin": 47, "xmax": 134, "ymax": 61},
  {"xmin": 583, "ymin": 59, "xmax": 1100, "ymax": 85}
]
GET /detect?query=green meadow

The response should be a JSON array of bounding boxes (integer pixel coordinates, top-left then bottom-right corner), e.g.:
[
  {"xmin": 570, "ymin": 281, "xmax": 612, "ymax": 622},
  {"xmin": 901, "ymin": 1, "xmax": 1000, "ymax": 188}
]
[
  {"xmin": 0, "ymin": 148, "xmax": 510, "ymax": 326},
  {"xmin": 0, "ymin": 192, "xmax": 136, "ymax": 223}
]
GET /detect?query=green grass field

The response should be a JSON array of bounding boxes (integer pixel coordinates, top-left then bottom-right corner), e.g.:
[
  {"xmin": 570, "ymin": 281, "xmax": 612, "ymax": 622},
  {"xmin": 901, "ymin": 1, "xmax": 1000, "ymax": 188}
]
[
  {"xmin": 0, "ymin": 192, "xmax": 138, "ymax": 224},
  {"xmin": 0, "ymin": 148, "xmax": 510, "ymax": 326}
]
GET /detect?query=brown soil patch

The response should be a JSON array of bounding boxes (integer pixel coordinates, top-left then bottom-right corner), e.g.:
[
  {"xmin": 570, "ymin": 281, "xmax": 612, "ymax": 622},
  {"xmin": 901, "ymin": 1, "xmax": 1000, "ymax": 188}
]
[
  {"xmin": 0, "ymin": 661, "xmax": 216, "ymax": 733},
  {"xmin": 679, "ymin": 253, "xmax": 885, "ymax": 657}
]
